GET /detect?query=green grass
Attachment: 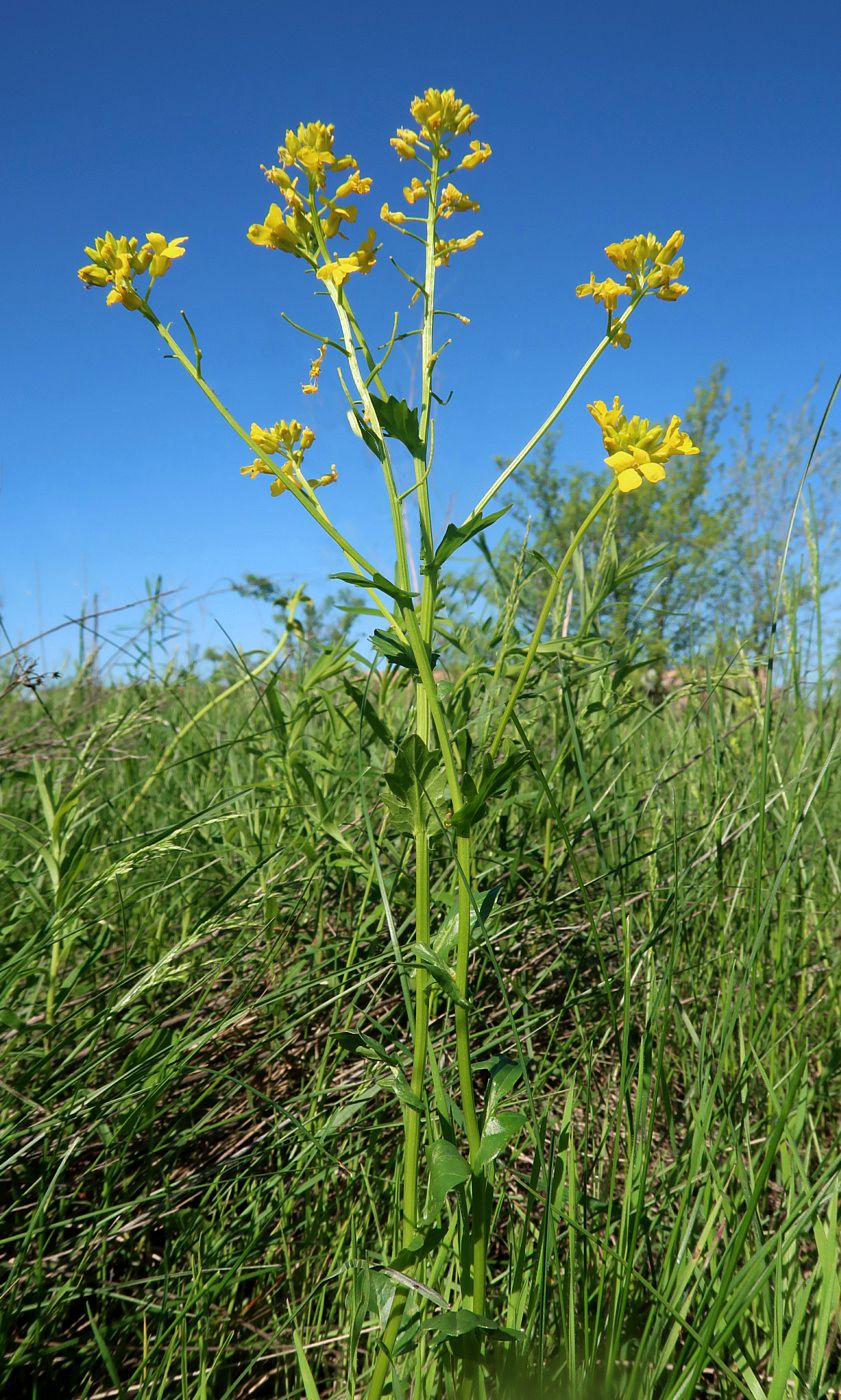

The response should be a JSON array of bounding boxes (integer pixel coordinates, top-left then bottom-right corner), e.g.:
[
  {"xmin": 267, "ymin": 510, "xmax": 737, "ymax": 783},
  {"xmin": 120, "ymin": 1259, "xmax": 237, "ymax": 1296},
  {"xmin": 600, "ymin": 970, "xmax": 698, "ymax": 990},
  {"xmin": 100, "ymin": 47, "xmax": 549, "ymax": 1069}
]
[{"xmin": 0, "ymin": 601, "xmax": 839, "ymax": 1397}]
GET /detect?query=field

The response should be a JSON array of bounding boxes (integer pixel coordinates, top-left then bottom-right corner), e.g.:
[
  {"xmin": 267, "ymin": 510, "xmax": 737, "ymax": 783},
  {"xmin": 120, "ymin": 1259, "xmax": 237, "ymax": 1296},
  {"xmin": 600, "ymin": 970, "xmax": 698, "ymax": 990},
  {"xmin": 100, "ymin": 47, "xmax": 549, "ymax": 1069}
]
[{"xmin": 1, "ymin": 581, "xmax": 839, "ymax": 1396}]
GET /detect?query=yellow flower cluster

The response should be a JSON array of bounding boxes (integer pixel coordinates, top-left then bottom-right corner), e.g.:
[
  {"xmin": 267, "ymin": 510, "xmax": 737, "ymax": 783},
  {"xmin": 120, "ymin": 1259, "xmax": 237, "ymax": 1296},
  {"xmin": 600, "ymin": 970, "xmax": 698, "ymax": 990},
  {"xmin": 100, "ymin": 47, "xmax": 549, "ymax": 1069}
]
[
  {"xmin": 389, "ymin": 89, "xmax": 490, "ymax": 169},
  {"xmin": 589, "ymin": 397, "xmax": 699, "ymax": 493},
  {"xmin": 576, "ymin": 230, "xmax": 688, "ymax": 345},
  {"xmin": 389, "ymin": 89, "xmax": 480, "ymax": 159},
  {"xmin": 604, "ymin": 230, "xmax": 687, "ymax": 298},
  {"xmin": 383, "ymin": 89, "xmax": 488, "ymax": 268},
  {"xmin": 241, "ymin": 419, "xmax": 337, "ymax": 498},
  {"xmin": 248, "ymin": 121, "xmax": 377, "ymax": 291},
  {"xmin": 77, "ymin": 231, "xmax": 187, "ymax": 310}
]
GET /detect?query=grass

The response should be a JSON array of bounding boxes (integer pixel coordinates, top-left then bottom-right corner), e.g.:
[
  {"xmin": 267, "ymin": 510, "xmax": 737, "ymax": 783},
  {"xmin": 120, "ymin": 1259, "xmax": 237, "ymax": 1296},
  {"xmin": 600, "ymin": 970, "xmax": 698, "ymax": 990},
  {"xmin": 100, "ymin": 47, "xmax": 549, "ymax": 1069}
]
[{"xmin": 0, "ymin": 583, "xmax": 839, "ymax": 1397}]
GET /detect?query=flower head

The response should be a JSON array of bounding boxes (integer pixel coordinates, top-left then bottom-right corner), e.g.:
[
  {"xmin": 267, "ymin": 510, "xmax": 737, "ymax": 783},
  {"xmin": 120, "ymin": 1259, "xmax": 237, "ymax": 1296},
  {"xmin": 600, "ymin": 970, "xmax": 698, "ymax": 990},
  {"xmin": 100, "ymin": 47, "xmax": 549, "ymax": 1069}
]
[
  {"xmin": 410, "ymin": 89, "xmax": 478, "ymax": 143},
  {"xmin": 382, "ymin": 90, "xmax": 488, "ymax": 271},
  {"xmin": 242, "ymin": 418, "xmax": 337, "ymax": 497},
  {"xmin": 589, "ymin": 397, "xmax": 699, "ymax": 492},
  {"xmin": 390, "ymin": 88, "xmax": 487, "ymax": 170},
  {"xmin": 276, "ymin": 122, "xmax": 355, "ymax": 188},
  {"xmin": 577, "ymin": 229, "xmax": 688, "ymax": 329},
  {"xmin": 77, "ymin": 231, "xmax": 187, "ymax": 311},
  {"xmin": 603, "ymin": 229, "xmax": 687, "ymax": 299},
  {"xmin": 250, "ymin": 120, "xmax": 372, "ymax": 279}
]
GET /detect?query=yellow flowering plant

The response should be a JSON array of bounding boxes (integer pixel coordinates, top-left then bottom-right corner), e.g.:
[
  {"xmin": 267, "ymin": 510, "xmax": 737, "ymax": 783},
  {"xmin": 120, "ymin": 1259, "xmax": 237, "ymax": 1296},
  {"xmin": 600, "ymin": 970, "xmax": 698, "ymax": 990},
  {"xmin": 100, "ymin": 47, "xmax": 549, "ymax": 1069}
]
[{"xmin": 77, "ymin": 86, "xmax": 697, "ymax": 1396}]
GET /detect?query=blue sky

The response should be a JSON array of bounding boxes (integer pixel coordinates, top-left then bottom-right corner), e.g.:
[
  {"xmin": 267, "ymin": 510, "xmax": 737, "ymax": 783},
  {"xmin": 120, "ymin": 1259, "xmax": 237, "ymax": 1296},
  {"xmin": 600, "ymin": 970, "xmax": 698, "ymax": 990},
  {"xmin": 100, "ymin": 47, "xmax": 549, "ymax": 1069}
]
[{"xmin": 2, "ymin": 0, "xmax": 840, "ymax": 670}]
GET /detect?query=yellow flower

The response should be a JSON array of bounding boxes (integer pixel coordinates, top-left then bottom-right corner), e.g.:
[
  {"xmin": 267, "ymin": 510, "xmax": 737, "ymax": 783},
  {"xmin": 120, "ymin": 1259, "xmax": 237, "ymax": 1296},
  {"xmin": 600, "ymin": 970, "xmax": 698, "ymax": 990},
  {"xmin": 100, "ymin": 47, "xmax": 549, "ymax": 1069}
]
[
  {"xmin": 321, "ymin": 203, "xmax": 358, "ymax": 239},
  {"xmin": 105, "ymin": 279, "xmax": 144, "ymax": 311},
  {"xmin": 655, "ymin": 282, "xmax": 689, "ymax": 301},
  {"xmin": 316, "ymin": 228, "xmax": 377, "ymax": 286},
  {"xmin": 145, "ymin": 232, "xmax": 188, "ymax": 279},
  {"xmin": 247, "ymin": 203, "xmax": 302, "ymax": 252},
  {"xmin": 262, "ymin": 165, "xmax": 308, "ymax": 213},
  {"xmin": 438, "ymin": 183, "xmax": 480, "ymax": 218},
  {"xmin": 351, "ymin": 227, "xmax": 377, "ymax": 274},
  {"xmin": 409, "ymin": 89, "xmax": 478, "ymax": 142},
  {"xmin": 77, "ymin": 264, "xmax": 111, "ymax": 288},
  {"xmin": 589, "ymin": 396, "xmax": 699, "ymax": 492},
  {"xmin": 575, "ymin": 273, "xmax": 631, "ymax": 312},
  {"xmin": 335, "ymin": 171, "xmax": 373, "ymax": 199},
  {"xmin": 390, "ymin": 128, "xmax": 418, "ymax": 160},
  {"xmin": 316, "ymin": 256, "xmax": 358, "ymax": 287},
  {"xmin": 380, "ymin": 202, "xmax": 407, "ymax": 227},
  {"xmin": 458, "ymin": 140, "xmax": 492, "ymax": 170},
  {"xmin": 403, "ymin": 176, "xmax": 427, "ymax": 204},
  {"xmin": 434, "ymin": 230, "xmax": 483, "ymax": 267}
]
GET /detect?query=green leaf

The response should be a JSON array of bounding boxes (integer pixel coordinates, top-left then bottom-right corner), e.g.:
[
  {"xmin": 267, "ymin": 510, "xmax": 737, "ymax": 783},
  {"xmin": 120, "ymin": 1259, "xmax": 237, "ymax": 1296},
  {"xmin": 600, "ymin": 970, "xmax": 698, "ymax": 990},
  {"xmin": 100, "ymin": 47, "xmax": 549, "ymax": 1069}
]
[
  {"xmin": 474, "ymin": 1110, "xmax": 526, "ymax": 1171},
  {"xmin": 292, "ymin": 1328, "xmax": 321, "ymax": 1400},
  {"xmin": 424, "ymin": 1308, "xmax": 521, "ymax": 1343},
  {"xmin": 371, "ymin": 628, "xmax": 419, "ymax": 672},
  {"xmin": 387, "ymin": 1067, "xmax": 424, "ymax": 1113},
  {"xmin": 331, "ymin": 572, "xmax": 416, "ymax": 608},
  {"xmin": 427, "ymin": 1139, "xmax": 471, "ymax": 1219},
  {"xmin": 347, "ymin": 407, "xmax": 385, "ymax": 461},
  {"xmin": 450, "ymin": 751, "xmax": 528, "ymax": 834},
  {"xmin": 366, "ymin": 1268, "xmax": 397, "ymax": 1329},
  {"xmin": 414, "ymin": 944, "xmax": 470, "ymax": 1010},
  {"xmin": 483, "ymin": 1054, "xmax": 525, "ymax": 1118},
  {"xmin": 382, "ymin": 735, "xmax": 448, "ymax": 836},
  {"xmin": 378, "ymin": 1268, "xmax": 447, "ymax": 1309},
  {"xmin": 370, "ymin": 393, "xmax": 424, "ymax": 457},
  {"xmin": 430, "ymin": 507, "xmax": 510, "ymax": 572},
  {"xmin": 389, "ymin": 1225, "xmax": 446, "ymax": 1273},
  {"xmin": 332, "ymin": 1029, "xmax": 400, "ymax": 1066},
  {"xmin": 433, "ymin": 884, "xmax": 502, "ymax": 962}
]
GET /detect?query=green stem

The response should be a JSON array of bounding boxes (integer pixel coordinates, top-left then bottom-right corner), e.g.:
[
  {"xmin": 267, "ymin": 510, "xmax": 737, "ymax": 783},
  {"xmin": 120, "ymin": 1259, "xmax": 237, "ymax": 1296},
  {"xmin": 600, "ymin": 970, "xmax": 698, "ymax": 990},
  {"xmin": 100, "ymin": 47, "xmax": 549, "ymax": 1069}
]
[
  {"xmin": 46, "ymin": 925, "xmax": 62, "ymax": 1032},
  {"xmin": 490, "ymin": 482, "xmax": 616, "ymax": 758},
  {"xmin": 307, "ymin": 189, "xmax": 412, "ymax": 599},
  {"xmin": 466, "ymin": 294, "xmax": 643, "ymax": 522},
  {"xmin": 366, "ymin": 163, "xmax": 446, "ymax": 1400}
]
